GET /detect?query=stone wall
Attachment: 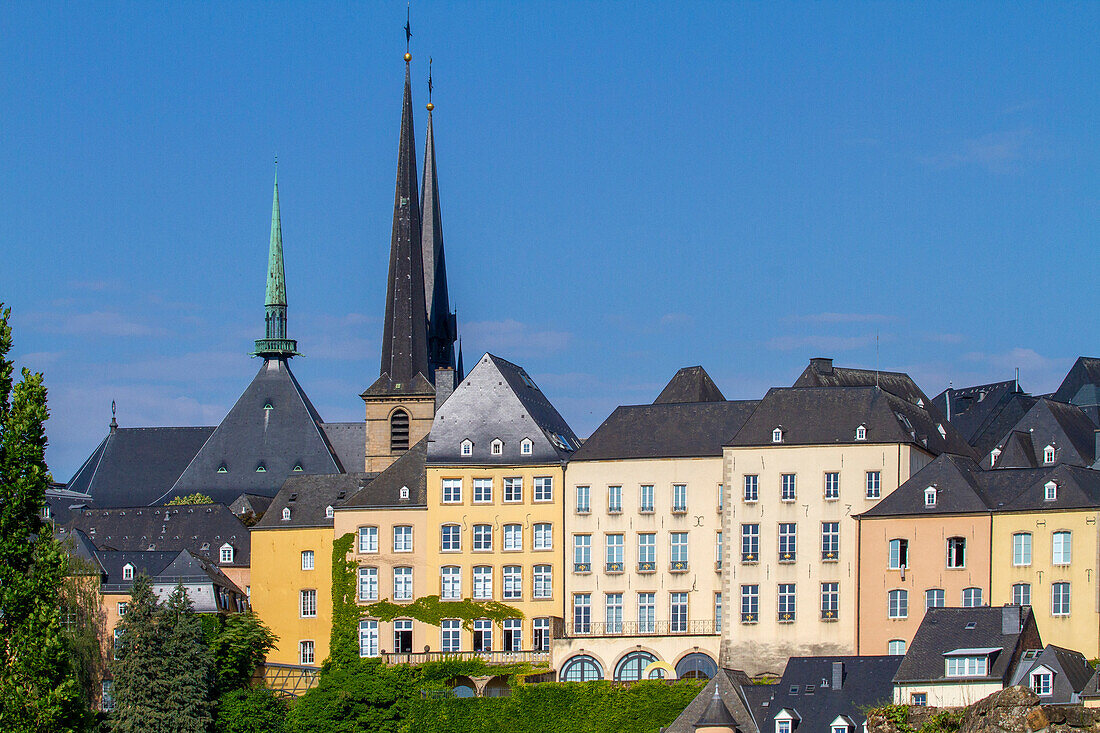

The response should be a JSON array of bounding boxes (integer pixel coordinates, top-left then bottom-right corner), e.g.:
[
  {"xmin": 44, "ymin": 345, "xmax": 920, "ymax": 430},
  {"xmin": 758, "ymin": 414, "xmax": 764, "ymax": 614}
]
[{"xmin": 867, "ymin": 687, "xmax": 1100, "ymax": 733}]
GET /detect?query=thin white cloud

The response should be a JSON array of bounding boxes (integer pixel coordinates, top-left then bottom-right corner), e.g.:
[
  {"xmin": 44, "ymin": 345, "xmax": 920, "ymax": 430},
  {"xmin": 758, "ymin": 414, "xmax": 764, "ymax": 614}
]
[
  {"xmin": 919, "ymin": 129, "xmax": 1037, "ymax": 173},
  {"xmin": 786, "ymin": 312, "xmax": 897, "ymax": 324},
  {"xmin": 462, "ymin": 319, "xmax": 572, "ymax": 359},
  {"xmin": 27, "ymin": 310, "xmax": 170, "ymax": 338},
  {"xmin": 923, "ymin": 332, "xmax": 966, "ymax": 345},
  {"xmin": 767, "ymin": 334, "xmax": 877, "ymax": 352}
]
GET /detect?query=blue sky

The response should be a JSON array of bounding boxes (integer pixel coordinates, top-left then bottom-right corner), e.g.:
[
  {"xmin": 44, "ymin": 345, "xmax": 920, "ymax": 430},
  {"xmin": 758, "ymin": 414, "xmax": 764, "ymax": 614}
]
[{"xmin": 2, "ymin": 2, "xmax": 1098, "ymax": 478}]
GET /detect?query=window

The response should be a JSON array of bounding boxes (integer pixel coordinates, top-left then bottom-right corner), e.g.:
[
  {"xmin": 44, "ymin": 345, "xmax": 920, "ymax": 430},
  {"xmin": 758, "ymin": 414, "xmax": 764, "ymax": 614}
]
[
  {"xmin": 926, "ymin": 588, "xmax": 945, "ymax": 609},
  {"xmin": 962, "ymin": 587, "xmax": 982, "ymax": 607},
  {"xmin": 744, "ymin": 475, "xmax": 759, "ymax": 502},
  {"xmin": 911, "ymin": 693, "xmax": 927, "ymax": 706},
  {"xmin": 220, "ymin": 545, "xmax": 234, "ymax": 563},
  {"xmin": 573, "ymin": 534, "xmax": 592, "ymax": 571},
  {"xmin": 533, "ymin": 565, "xmax": 552, "ymax": 599},
  {"xmin": 282, "ymin": 507, "xmax": 291, "ymax": 521},
  {"xmin": 605, "ymin": 533, "xmax": 624, "ymax": 570},
  {"xmin": 521, "ymin": 438, "xmax": 533, "ymax": 455},
  {"xmin": 359, "ymin": 620, "xmax": 379, "ymax": 657},
  {"xmin": 122, "ymin": 563, "xmax": 134, "ymax": 581},
  {"xmin": 888, "ymin": 639, "xmax": 906, "ymax": 655},
  {"xmin": 399, "ymin": 486, "xmax": 409, "ymax": 500},
  {"xmin": 772, "ymin": 427, "xmax": 783, "ymax": 443},
  {"xmin": 1013, "ymin": 583, "xmax": 1031, "ymax": 606},
  {"xmin": 638, "ymin": 592, "xmax": 656, "ymax": 633},
  {"xmin": 821, "ymin": 522, "xmax": 839, "ymax": 560},
  {"xmin": 533, "ymin": 617, "xmax": 550, "ymax": 651},
  {"xmin": 639, "ymin": 484, "xmax": 655, "ymax": 512},
  {"xmin": 112, "ymin": 628, "xmax": 122, "ymax": 659},
  {"xmin": 741, "ymin": 524, "xmax": 759, "ymax": 562},
  {"xmin": 394, "ymin": 567, "xmax": 413, "ymax": 601},
  {"xmin": 101, "ymin": 680, "xmax": 115, "ymax": 711},
  {"xmin": 490, "ymin": 439, "xmax": 503, "ymax": 455},
  {"xmin": 358, "ymin": 526, "xmax": 378, "ymax": 553},
  {"xmin": 672, "ymin": 484, "xmax": 687, "ymax": 512},
  {"xmin": 945, "ymin": 655, "xmax": 988, "ymax": 677},
  {"xmin": 573, "ymin": 593, "xmax": 591, "ymax": 633},
  {"xmin": 717, "ymin": 483, "xmax": 724, "ymax": 511},
  {"xmin": 777, "ymin": 718, "xmax": 793, "ymax": 733},
  {"xmin": 460, "ymin": 440, "xmax": 472, "ymax": 456},
  {"xmin": 925, "ymin": 487, "xmax": 936, "ymax": 507},
  {"xmin": 503, "ymin": 565, "xmax": 521, "ymax": 600},
  {"xmin": 824, "ymin": 472, "xmax": 840, "ymax": 500},
  {"xmin": 778, "ymin": 523, "xmax": 797, "ymax": 562},
  {"xmin": 504, "ymin": 477, "xmax": 522, "ymax": 502},
  {"xmin": 1013, "ymin": 533, "xmax": 1032, "ymax": 566},
  {"xmin": 1052, "ymin": 582, "xmax": 1071, "ymax": 615},
  {"xmin": 442, "ymin": 619, "xmax": 460, "ymax": 652},
  {"xmin": 383, "ymin": 524, "xmax": 410, "ymax": 554},
  {"xmin": 473, "ymin": 566, "xmax": 493, "ymax": 599},
  {"xmin": 1045, "ymin": 481, "xmax": 1057, "ymax": 501},
  {"xmin": 638, "ymin": 533, "xmax": 656, "ymax": 570},
  {"xmin": 715, "ymin": 592, "xmax": 723, "ymax": 627},
  {"xmin": 1030, "ymin": 670, "xmax": 1053, "ymax": 696},
  {"xmin": 442, "ymin": 478, "xmax": 462, "ymax": 503},
  {"xmin": 608, "ymin": 485, "xmax": 622, "ymax": 513},
  {"xmin": 256, "ymin": 464, "xmax": 267, "ymax": 473},
  {"xmin": 889, "ymin": 538, "xmax": 909, "ymax": 569},
  {"xmin": 301, "ymin": 550, "xmax": 314, "ymax": 571},
  {"xmin": 991, "ymin": 448, "xmax": 1001, "ymax": 466},
  {"xmin": 503, "ymin": 523, "xmax": 522, "ymax": 551},
  {"xmin": 947, "ymin": 537, "xmax": 966, "ymax": 568},
  {"xmin": 1053, "ymin": 531, "xmax": 1072, "ymax": 565},
  {"xmin": 741, "ymin": 585, "xmax": 759, "ymax": 623},
  {"xmin": 534, "ymin": 476, "xmax": 553, "ymax": 502},
  {"xmin": 325, "ymin": 505, "xmax": 334, "ymax": 518},
  {"xmin": 866, "ymin": 471, "xmax": 881, "ymax": 498},
  {"xmin": 358, "ymin": 568, "xmax": 378, "ymax": 601},
  {"xmin": 778, "ymin": 584, "xmax": 796, "ymax": 622},
  {"xmin": 716, "ymin": 531, "xmax": 723, "ymax": 568},
  {"xmin": 299, "ymin": 640, "xmax": 315, "ymax": 665},
  {"xmin": 1044, "ymin": 445, "xmax": 1056, "ymax": 464},
  {"xmin": 473, "ymin": 524, "xmax": 493, "ymax": 551},
  {"xmin": 606, "ymin": 593, "xmax": 624, "ymax": 633},
  {"xmin": 821, "ymin": 582, "xmax": 839, "ymax": 620},
  {"xmin": 300, "ymin": 589, "xmax": 317, "ymax": 618},
  {"xmin": 670, "ymin": 532, "xmax": 688, "ymax": 569},
  {"xmin": 888, "ymin": 589, "xmax": 908, "ymax": 619},
  {"xmin": 441, "ymin": 566, "xmax": 461, "ymax": 600},
  {"xmin": 781, "ymin": 474, "xmax": 796, "ymax": 501},
  {"xmin": 493, "ymin": 618, "xmax": 518, "ymax": 653},
  {"xmin": 389, "ymin": 409, "xmax": 410, "ymax": 452},
  {"xmin": 856, "ymin": 425, "xmax": 867, "ymax": 441},
  {"xmin": 670, "ymin": 592, "xmax": 689, "ymax": 632},
  {"xmin": 117, "ymin": 602, "xmax": 128, "ymax": 616},
  {"xmin": 441, "ymin": 524, "xmax": 461, "ymax": 551},
  {"xmin": 615, "ymin": 651, "xmax": 659, "ymax": 681},
  {"xmin": 393, "ymin": 619, "xmax": 413, "ymax": 653},
  {"xmin": 473, "ymin": 478, "xmax": 492, "ymax": 503},
  {"xmin": 576, "ymin": 485, "xmax": 590, "ymax": 513}
]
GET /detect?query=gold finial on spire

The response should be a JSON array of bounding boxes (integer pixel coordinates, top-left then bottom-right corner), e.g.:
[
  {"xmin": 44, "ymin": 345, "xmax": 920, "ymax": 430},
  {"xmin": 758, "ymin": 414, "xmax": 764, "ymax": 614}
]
[
  {"xmin": 426, "ymin": 57, "xmax": 434, "ymax": 111},
  {"xmin": 404, "ymin": 4, "xmax": 412, "ymax": 61}
]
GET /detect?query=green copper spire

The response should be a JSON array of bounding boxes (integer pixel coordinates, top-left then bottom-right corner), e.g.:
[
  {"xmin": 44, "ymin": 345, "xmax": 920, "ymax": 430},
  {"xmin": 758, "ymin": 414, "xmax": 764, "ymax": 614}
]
[{"xmin": 253, "ymin": 163, "xmax": 298, "ymax": 359}]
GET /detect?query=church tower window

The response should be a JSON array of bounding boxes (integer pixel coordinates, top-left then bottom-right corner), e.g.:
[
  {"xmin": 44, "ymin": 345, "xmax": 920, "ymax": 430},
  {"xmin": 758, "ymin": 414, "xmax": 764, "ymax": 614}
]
[{"xmin": 390, "ymin": 409, "xmax": 410, "ymax": 453}]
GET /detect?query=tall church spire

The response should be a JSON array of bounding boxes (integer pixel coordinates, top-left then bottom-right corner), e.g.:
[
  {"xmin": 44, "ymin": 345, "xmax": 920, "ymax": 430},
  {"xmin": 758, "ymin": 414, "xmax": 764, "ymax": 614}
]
[
  {"xmin": 378, "ymin": 51, "xmax": 431, "ymax": 386},
  {"xmin": 253, "ymin": 163, "xmax": 298, "ymax": 359},
  {"xmin": 422, "ymin": 63, "xmax": 458, "ymax": 374}
]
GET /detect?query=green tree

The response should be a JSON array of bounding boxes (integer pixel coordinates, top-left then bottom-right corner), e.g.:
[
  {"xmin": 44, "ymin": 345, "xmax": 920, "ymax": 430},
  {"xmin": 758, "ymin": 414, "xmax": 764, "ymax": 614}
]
[
  {"xmin": 168, "ymin": 493, "xmax": 215, "ymax": 506},
  {"xmin": 161, "ymin": 583, "xmax": 214, "ymax": 732},
  {"xmin": 111, "ymin": 574, "xmax": 168, "ymax": 732},
  {"xmin": 214, "ymin": 687, "xmax": 287, "ymax": 733},
  {"xmin": 205, "ymin": 612, "xmax": 278, "ymax": 697},
  {"xmin": 285, "ymin": 659, "xmax": 424, "ymax": 733},
  {"xmin": 0, "ymin": 303, "xmax": 89, "ymax": 732}
]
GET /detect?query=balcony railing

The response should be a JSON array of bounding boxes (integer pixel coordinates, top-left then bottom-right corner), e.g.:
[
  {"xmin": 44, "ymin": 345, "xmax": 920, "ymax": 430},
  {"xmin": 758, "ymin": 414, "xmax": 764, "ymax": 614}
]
[
  {"xmin": 605, "ymin": 562, "xmax": 624, "ymax": 573},
  {"xmin": 381, "ymin": 650, "xmax": 551, "ymax": 666},
  {"xmin": 637, "ymin": 561, "xmax": 656, "ymax": 573},
  {"xmin": 563, "ymin": 619, "xmax": 716, "ymax": 638},
  {"xmin": 573, "ymin": 562, "xmax": 591, "ymax": 573},
  {"xmin": 669, "ymin": 561, "xmax": 689, "ymax": 573},
  {"xmin": 741, "ymin": 551, "xmax": 758, "ymax": 563},
  {"xmin": 822, "ymin": 550, "xmax": 839, "ymax": 561}
]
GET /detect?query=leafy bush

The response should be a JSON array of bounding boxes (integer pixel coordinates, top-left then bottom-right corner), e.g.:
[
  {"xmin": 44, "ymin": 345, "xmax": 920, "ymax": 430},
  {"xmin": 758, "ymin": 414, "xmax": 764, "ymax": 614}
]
[{"xmin": 214, "ymin": 687, "xmax": 288, "ymax": 733}]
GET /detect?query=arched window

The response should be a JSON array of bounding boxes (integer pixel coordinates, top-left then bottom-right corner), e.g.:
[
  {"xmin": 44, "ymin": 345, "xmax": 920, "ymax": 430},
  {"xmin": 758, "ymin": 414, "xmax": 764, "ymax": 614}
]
[
  {"xmin": 325, "ymin": 505, "xmax": 334, "ymax": 519},
  {"xmin": 282, "ymin": 507, "xmax": 291, "ymax": 521},
  {"xmin": 675, "ymin": 652, "xmax": 717, "ymax": 679},
  {"xmin": 1044, "ymin": 445, "xmax": 1056, "ymax": 464},
  {"xmin": 856, "ymin": 425, "xmax": 867, "ymax": 441},
  {"xmin": 390, "ymin": 409, "xmax": 410, "ymax": 453},
  {"xmin": 614, "ymin": 651, "xmax": 658, "ymax": 681},
  {"xmin": 560, "ymin": 655, "xmax": 603, "ymax": 682}
]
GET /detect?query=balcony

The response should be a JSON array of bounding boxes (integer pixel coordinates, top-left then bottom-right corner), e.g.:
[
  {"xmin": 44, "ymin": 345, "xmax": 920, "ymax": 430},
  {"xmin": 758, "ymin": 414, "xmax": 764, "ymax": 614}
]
[
  {"xmin": 741, "ymin": 552, "xmax": 758, "ymax": 563},
  {"xmin": 821, "ymin": 609, "xmax": 839, "ymax": 621},
  {"xmin": 573, "ymin": 562, "xmax": 591, "ymax": 573},
  {"xmin": 822, "ymin": 550, "xmax": 838, "ymax": 561},
  {"xmin": 669, "ymin": 561, "xmax": 689, "ymax": 573},
  {"xmin": 605, "ymin": 562, "xmax": 624, "ymax": 574},
  {"xmin": 381, "ymin": 650, "xmax": 551, "ymax": 666},
  {"xmin": 637, "ymin": 561, "xmax": 656, "ymax": 573},
  {"xmin": 740, "ymin": 612, "xmax": 757, "ymax": 623},
  {"xmin": 778, "ymin": 552, "xmax": 796, "ymax": 564},
  {"xmin": 563, "ymin": 619, "xmax": 716, "ymax": 638}
]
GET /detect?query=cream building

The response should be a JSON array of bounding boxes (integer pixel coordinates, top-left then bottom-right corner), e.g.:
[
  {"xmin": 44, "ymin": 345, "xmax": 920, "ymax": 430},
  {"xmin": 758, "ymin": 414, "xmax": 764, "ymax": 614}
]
[{"xmin": 556, "ymin": 366, "xmax": 757, "ymax": 682}]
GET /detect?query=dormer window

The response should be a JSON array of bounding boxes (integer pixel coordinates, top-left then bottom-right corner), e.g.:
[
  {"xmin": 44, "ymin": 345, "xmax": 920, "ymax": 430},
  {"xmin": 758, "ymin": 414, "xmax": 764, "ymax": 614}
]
[
  {"xmin": 293, "ymin": 464, "xmax": 303, "ymax": 472},
  {"xmin": 855, "ymin": 425, "xmax": 867, "ymax": 441},
  {"xmin": 925, "ymin": 487, "xmax": 937, "ymax": 507},
  {"xmin": 264, "ymin": 402, "xmax": 273, "ymax": 411},
  {"xmin": 1043, "ymin": 445, "xmax": 1055, "ymax": 464},
  {"xmin": 1031, "ymin": 666, "xmax": 1054, "ymax": 696},
  {"xmin": 521, "ymin": 438, "xmax": 533, "ymax": 455},
  {"xmin": 282, "ymin": 507, "xmax": 291, "ymax": 521},
  {"xmin": 220, "ymin": 544, "xmax": 234, "ymax": 563},
  {"xmin": 990, "ymin": 448, "xmax": 1001, "ymax": 467},
  {"xmin": 491, "ymin": 439, "xmax": 503, "ymax": 456},
  {"xmin": 775, "ymin": 708, "xmax": 800, "ymax": 733},
  {"xmin": 122, "ymin": 563, "xmax": 134, "ymax": 581},
  {"xmin": 772, "ymin": 427, "xmax": 784, "ymax": 444},
  {"xmin": 831, "ymin": 715, "xmax": 855, "ymax": 733},
  {"xmin": 256, "ymin": 464, "xmax": 266, "ymax": 473},
  {"xmin": 217, "ymin": 465, "xmax": 228, "ymax": 474},
  {"xmin": 325, "ymin": 505, "xmax": 334, "ymax": 519},
  {"xmin": 1045, "ymin": 481, "xmax": 1057, "ymax": 501},
  {"xmin": 399, "ymin": 486, "xmax": 410, "ymax": 500},
  {"xmin": 461, "ymin": 440, "xmax": 473, "ymax": 457}
]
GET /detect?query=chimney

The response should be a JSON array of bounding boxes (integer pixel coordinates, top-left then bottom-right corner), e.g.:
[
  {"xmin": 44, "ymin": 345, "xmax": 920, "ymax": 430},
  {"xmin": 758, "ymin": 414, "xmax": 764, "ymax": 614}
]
[
  {"xmin": 811, "ymin": 357, "xmax": 834, "ymax": 375},
  {"xmin": 832, "ymin": 661, "xmax": 844, "ymax": 690},
  {"xmin": 435, "ymin": 367, "xmax": 456, "ymax": 411},
  {"xmin": 1002, "ymin": 604, "xmax": 1022, "ymax": 634}
]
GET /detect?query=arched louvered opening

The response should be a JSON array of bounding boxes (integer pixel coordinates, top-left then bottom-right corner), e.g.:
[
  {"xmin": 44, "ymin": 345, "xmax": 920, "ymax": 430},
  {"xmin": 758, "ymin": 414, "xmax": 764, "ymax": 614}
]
[{"xmin": 390, "ymin": 409, "xmax": 410, "ymax": 453}]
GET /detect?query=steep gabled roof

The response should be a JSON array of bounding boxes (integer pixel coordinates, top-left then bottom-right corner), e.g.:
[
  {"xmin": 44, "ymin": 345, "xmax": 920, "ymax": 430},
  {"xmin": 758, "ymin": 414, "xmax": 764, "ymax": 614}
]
[
  {"xmin": 663, "ymin": 669, "xmax": 759, "ymax": 733},
  {"xmin": 341, "ymin": 436, "xmax": 427, "ymax": 509},
  {"xmin": 164, "ymin": 358, "xmax": 342, "ymax": 505},
  {"xmin": 252, "ymin": 472, "xmax": 374, "ymax": 530},
  {"xmin": 1009, "ymin": 645, "xmax": 1094, "ymax": 698},
  {"xmin": 653, "ymin": 366, "xmax": 726, "ymax": 404},
  {"xmin": 933, "ymin": 381, "xmax": 1024, "ymax": 445},
  {"xmin": 571, "ymin": 400, "xmax": 758, "ymax": 461},
  {"xmin": 860, "ymin": 454, "xmax": 990, "ymax": 517},
  {"xmin": 989, "ymin": 399, "xmax": 1097, "ymax": 469},
  {"xmin": 1052, "ymin": 357, "xmax": 1100, "ymax": 410},
  {"xmin": 320, "ymin": 422, "xmax": 367, "ymax": 473},
  {"xmin": 427, "ymin": 353, "xmax": 579, "ymax": 465},
  {"xmin": 793, "ymin": 358, "xmax": 934, "ymax": 409},
  {"xmin": 66, "ymin": 426, "xmax": 215, "ymax": 507}
]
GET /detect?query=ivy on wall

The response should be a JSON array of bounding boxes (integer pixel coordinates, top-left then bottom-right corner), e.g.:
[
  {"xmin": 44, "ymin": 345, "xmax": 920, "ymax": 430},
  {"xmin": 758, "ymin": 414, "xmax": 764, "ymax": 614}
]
[
  {"xmin": 330, "ymin": 533, "xmax": 359, "ymax": 667},
  {"xmin": 366, "ymin": 596, "xmax": 523, "ymax": 630}
]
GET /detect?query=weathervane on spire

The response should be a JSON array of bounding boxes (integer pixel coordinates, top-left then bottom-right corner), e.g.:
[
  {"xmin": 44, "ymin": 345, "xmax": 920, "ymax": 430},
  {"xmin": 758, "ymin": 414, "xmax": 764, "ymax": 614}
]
[
  {"xmin": 427, "ymin": 57, "xmax": 434, "ymax": 111},
  {"xmin": 404, "ymin": 4, "xmax": 412, "ymax": 59}
]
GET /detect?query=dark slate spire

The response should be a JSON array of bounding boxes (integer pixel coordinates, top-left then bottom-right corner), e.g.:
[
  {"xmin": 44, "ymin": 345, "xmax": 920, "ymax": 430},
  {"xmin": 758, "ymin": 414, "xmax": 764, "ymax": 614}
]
[
  {"xmin": 695, "ymin": 687, "xmax": 737, "ymax": 730},
  {"xmin": 421, "ymin": 78, "xmax": 458, "ymax": 374},
  {"xmin": 378, "ymin": 54, "xmax": 431, "ymax": 386},
  {"xmin": 253, "ymin": 164, "xmax": 298, "ymax": 359}
]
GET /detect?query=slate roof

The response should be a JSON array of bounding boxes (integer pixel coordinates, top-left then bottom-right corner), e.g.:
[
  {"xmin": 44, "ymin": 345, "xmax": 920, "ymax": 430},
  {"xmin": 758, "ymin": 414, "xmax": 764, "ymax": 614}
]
[
  {"xmin": 751, "ymin": 656, "xmax": 902, "ymax": 733},
  {"xmin": 985, "ymin": 398, "xmax": 1097, "ymax": 469},
  {"xmin": 894, "ymin": 606, "xmax": 1040, "ymax": 685},
  {"xmin": 727, "ymin": 386, "xmax": 975, "ymax": 457},
  {"xmin": 320, "ymin": 422, "xmax": 367, "ymax": 473},
  {"xmin": 94, "ymin": 548, "xmax": 244, "ymax": 605},
  {"xmin": 229, "ymin": 494, "xmax": 273, "ymax": 518},
  {"xmin": 45, "ymin": 485, "xmax": 93, "ymax": 525},
  {"xmin": 341, "ymin": 436, "xmax": 427, "ymax": 509},
  {"xmin": 653, "ymin": 366, "xmax": 726, "ymax": 404},
  {"xmin": 427, "ymin": 353, "xmax": 579, "ymax": 465},
  {"xmin": 571, "ymin": 400, "xmax": 759, "ymax": 461},
  {"xmin": 64, "ymin": 503, "xmax": 251, "ymax": 567},
  {"xmin": 252, "ymin": 472, "xmax": 375, "ymax": 530},
  {"xmin": 66, "ymin": 426, "xmax": 215, "ymax": 507},
  {"xmin": 164, "ymin": 358, "xmax": 343, "ymax": 505},
  {"xmin": 933, "ymin": 381, "xmax": 1022, "ymax": 440},
  {"xmin": 1052, "ymin": 357, "xmax": 1100, "ymax": 414},
  {"xmin": 664, "ymin": 669, "xmax": 759, "ymax": 733},
  {"xmin": 794, "ymin": 358, "xmax": 935, "ymax": 410},
  {"xmin": 1008, "ymin": 645, "xmax": 1093, "ymax": 703}
]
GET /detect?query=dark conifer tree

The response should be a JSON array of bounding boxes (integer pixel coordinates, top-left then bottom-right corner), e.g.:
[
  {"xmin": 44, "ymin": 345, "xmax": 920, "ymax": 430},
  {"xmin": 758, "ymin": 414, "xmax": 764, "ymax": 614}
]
[
  {"xmin": 161, "ymin": 583, "xmax": 213, "ymax": 733},
  {"xmin": 110, "ymin": 573, "xmax": 168, "ymax": 732}
]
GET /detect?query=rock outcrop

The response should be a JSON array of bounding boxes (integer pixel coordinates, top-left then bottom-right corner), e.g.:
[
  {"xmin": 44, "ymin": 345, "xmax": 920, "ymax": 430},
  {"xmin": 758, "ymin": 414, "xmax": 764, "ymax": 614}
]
[{"xmin": 867, "ymin": 687, "xmax": 1100, "ymax": 733}]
